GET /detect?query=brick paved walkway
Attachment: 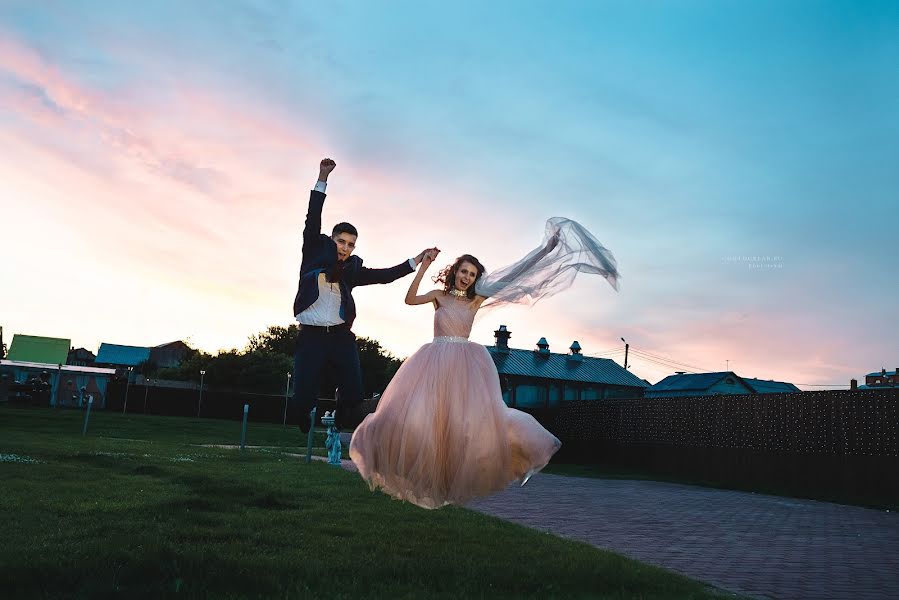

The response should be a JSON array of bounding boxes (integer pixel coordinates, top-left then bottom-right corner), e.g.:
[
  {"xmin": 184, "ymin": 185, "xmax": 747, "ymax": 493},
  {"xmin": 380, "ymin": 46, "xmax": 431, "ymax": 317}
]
[{"xmin": 466, "ymin": 474, "xmax": 899, "ymax": 600}]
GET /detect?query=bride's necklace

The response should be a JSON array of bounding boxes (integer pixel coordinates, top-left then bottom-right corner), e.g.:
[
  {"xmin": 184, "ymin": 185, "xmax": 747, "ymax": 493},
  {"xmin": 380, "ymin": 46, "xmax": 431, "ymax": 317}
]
[{"xmin": 449, "ymin": 288, "xmax": 467, "ymax": 298}]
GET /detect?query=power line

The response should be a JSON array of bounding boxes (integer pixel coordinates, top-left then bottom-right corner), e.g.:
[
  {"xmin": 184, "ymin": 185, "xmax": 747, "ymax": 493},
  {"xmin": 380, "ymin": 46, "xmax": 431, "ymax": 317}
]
[
  {"xmin": 629, "ymin": 348, "xmax": 711, "ymax": 372},
  {"xmin": 585, "ymin": 348, "xmax": 626, "ymax": 357},
  {"xmin": 583, "ymin": 344, "xmax": 708, "ymax": 373},
  {"xmin": 577, "ymin": 337, "xmax": 865, "ymax": 390},
  {"xmin": 630, "ymin": 348, "xmax": 710, "ymax": 372},
  {"xmin": 586, "ymin": 343, "xmax": 858, "ymax": 387},
  {"xmin": 625, "ymin": 352, "xmax": 702, "ymax": 374}
]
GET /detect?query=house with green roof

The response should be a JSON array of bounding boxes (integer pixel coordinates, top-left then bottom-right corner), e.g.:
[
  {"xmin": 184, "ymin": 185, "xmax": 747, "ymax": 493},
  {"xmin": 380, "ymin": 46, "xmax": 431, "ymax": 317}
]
[
  {"xmin": 646, "ymin": 371, "xmax": 800, "ymax": 398},
  {"xmin": 7, "ymin": 334, "xmax": 71, "ymax": 365},
  {"xmin": 486, "ymin": 325, "xmax": 648, "ymax": 409}
]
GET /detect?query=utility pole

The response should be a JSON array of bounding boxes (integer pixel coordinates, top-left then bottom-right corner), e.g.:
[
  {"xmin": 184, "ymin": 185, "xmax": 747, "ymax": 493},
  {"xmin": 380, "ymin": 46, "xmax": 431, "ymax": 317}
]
[
  {"xmin": 122, "ymin": 366, "xmax": 133, "ymax": 414},
  {"xmin": 198, "ymin": 370, "xmax": 206, "ymax": 417}
]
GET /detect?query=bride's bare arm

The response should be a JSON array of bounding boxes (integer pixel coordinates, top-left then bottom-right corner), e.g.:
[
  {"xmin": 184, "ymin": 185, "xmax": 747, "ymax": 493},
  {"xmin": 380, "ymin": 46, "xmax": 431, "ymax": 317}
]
[{"xmin": 405, "ymin": 250, "xmax": 441, "ymax": 306}]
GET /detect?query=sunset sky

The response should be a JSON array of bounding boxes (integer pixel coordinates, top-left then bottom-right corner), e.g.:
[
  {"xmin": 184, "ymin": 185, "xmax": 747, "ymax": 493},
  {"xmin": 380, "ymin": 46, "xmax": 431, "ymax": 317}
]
[{"xmin": 2, "ymin": 1, "xmax": 896, "ymax": 389}]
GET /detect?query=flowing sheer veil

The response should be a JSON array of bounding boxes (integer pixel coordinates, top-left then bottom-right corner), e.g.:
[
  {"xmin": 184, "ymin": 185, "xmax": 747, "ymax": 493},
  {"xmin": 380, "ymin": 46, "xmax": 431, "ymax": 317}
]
[{"xmin": 474, "ymin": 217, "xmax": 620, "ymax": 309}]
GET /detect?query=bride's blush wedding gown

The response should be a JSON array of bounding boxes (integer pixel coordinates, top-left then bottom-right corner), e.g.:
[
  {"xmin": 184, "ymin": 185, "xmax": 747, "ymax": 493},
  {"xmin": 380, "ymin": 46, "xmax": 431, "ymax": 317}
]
[{"xmin": 349, "ymin": 296, "xmax": 561, "ymax": 509}]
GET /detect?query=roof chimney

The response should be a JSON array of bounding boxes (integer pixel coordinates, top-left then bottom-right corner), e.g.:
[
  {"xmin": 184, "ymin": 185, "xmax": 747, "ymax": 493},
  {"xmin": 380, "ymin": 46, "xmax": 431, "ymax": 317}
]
[
  {"xmin": 494, "ymin": 325, "xmax": 511, "ymax": 351},
  {"xmin": 850, "ymin": 378, "xmax": 858, "ymax": 390},
  {"xmin": 675, "ymin": 371, "xmax": 686, "ymax": 375},
  {"xmin": 535, "ymin": 337, "xmax": 550, "ymax": 356},
  {"xmin": 568, "ymin": 341, "xmax": 583, "ymax": 362},
  {"xmin": 882, "ymin": 368, "xmax": 887, "ymax": 376}
]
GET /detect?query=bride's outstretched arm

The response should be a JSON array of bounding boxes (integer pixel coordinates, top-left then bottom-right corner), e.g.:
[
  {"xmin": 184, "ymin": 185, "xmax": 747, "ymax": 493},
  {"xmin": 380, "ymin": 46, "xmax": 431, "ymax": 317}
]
[{"xmin": 405, "ymin": 249, "xmax": 441, "ymax": 306}]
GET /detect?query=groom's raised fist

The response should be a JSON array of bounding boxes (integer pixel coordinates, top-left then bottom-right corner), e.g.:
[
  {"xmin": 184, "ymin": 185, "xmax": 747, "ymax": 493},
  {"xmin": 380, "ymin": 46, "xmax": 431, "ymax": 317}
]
[{"xmin": 319, "ymin": 158, "xmax": 337, "ymax": 181}]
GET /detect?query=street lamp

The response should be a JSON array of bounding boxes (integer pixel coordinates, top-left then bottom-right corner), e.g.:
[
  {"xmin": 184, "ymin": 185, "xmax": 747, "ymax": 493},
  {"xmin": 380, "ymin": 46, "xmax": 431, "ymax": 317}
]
[
  {"xmin": 282, "ymin": 372, "xmax": 292, "ymax": 426},
  {"xmin": 198, "ymin": 370, "xmax": 206, "ymax": 418},
  {"xmin": 621, "ymin": 337, "xmax": 629, "ymax": 370},
  {"xmin": 122, "ymin": 366, "xmax": 134, "ymax": 415}
]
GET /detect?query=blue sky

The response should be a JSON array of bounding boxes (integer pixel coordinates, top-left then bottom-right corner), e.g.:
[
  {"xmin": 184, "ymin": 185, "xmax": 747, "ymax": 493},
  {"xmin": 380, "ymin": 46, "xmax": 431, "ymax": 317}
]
[{"xmin": 1, "ymin": 1, "xmax": 896, "ymax": 387}]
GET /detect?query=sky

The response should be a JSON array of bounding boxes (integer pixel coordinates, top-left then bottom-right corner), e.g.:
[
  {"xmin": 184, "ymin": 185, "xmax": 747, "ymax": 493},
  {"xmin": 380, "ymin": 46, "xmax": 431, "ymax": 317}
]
[{"xmin": 1, "ymin": 1, "xmax": 896, "ymax": 389}]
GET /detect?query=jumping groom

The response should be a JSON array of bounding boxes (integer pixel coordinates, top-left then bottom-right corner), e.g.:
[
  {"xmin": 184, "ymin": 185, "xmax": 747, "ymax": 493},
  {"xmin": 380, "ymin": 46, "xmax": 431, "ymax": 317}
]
[{"xmin": 290, "ymin": 158, "xmax": 435, "ymax": 432}]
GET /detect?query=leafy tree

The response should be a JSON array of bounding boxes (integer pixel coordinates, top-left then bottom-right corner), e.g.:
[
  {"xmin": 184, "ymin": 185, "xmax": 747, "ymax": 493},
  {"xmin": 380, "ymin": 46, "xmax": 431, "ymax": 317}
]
[
  {"xmin": 246, "ymin": 324, "xmax": 299, "ymax": 356},
  {"xmin": 157, "ymin": 325, "xmax": 401, "ymax": 397},
  {"xmin": 356, "ymin": 336, "xmax": 402, "ymax": 398},
  {"xmin": 136, "ymin": 359, "xmax": 160, "ymax": 378}
]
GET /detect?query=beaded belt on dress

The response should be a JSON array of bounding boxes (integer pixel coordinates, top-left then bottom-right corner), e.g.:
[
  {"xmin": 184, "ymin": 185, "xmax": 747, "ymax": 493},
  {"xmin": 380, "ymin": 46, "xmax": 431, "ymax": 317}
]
[{"xmin": 433, "ymin": 336, "xmax": 469, "ymax": 344}]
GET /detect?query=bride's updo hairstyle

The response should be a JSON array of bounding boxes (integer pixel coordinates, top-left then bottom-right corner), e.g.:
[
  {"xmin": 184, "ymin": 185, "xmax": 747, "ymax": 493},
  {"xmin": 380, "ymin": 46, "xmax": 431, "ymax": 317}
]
[{"xmin": 434, "ymin": 254, "xmax": 486, "ymax": 300}]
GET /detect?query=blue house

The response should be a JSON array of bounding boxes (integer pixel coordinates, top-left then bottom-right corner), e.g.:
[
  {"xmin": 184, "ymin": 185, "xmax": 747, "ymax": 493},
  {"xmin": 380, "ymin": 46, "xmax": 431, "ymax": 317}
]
[
  {"xmin": 742, "ymin": 377, "xmax": 801, "ymax": 394},
  {"xmin": 646, "ymin": 371, "xmax": 799, "ymax": 398},
  {"xmin": 486, "ymin": 325, "xmax": 648, "ymax": 409},
  {"xmin": 95, "ymin": 343, "xmax": 151, "ymax": 369},
  {"xmin": 95, "ymin": 341, "xmax": 192, "ymax": 371}
]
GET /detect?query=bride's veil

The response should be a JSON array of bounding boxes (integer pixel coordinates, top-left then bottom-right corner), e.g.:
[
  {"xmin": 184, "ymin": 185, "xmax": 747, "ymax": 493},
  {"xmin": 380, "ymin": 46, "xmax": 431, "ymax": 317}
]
[{"xmin": 474, "ymin": 217, "xmax": 620, "ymax": 309}]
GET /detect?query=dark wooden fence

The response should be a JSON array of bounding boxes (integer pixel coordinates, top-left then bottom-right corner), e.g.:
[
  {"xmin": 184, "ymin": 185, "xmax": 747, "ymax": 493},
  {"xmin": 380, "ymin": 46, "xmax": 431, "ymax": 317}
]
[
  {"xmin": 104, "ymin": 380, "xmax": 380, "ymax": 424},
  {"xmin": 101, "ymin": 380, "xmax": 897, "ymax": 505},
  {"xmin": 527, "ymin": 389, "xmax": 898, "ymax": 506}
]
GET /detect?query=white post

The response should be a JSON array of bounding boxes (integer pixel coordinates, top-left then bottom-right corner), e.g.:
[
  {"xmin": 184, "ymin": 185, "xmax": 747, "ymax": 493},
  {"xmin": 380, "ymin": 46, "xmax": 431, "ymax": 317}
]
[
  {"xmin": 122, "ymin": 366, "xmax": 133, "ymax": 414},
  {"xmin": 240, "ymin": 404, "xmax": 249, "ymax": 450},
  {"xmin": 198, "ymin": 370, "xmax": 206, "ymax": 417},
  {"xmin": 82, "ymin": 396, "xmax": 94, "ymax": 436},
  {"xmin": 282, "ymin": 372, "xmax": 292, "ymax": 426}
]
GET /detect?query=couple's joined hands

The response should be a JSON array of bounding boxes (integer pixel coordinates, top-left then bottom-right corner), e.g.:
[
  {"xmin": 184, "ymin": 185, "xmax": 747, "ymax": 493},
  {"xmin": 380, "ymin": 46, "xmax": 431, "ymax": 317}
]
[{"xmin": 415, "ymin": 247, "xmax": 440, "ymax": 267}]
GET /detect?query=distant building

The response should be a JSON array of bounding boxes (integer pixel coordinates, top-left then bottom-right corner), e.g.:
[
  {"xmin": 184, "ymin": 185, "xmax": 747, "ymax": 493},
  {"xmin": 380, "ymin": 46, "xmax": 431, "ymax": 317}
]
[
  {"xmin": 7, "ymin": 334, "xmax": 70, "ymax": 365},
  {"xmin": 486, "ymin": 325, "xmax": 648, "ymax": 409},
  {"xmin": 741, "ymin": 377, "xmax": 801, "ymax": 394},
  {"xmin": 67, "ymin": 347, "xmax": 96, "ymax": 367},
  {"xmin": 646, "ymin": 371, "xmax": 800, "ymax": 398},
  {"xmin": 150, "ymin": 340, "xmax": 194, "ymax": 369},
  {"xmin": 94, "ymin": 340, "xmax": 193, "ymax": 372},
  {"xmin": 95, "ymin": 343, "xmax": 151, "ymax": 370},
  {"xmin": 858, "ymin": 367, "xmax": 898, "ymax": 390},
  {"xmin": 0, "ymin": 359, "xmax": 116, "ymax": 408}
]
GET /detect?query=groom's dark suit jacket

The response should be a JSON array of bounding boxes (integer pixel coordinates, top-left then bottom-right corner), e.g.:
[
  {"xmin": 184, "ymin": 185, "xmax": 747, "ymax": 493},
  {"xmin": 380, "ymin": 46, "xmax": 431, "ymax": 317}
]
[{"xmin": 292, "ymin": 190, "xmax": 414, "ymax": 329}]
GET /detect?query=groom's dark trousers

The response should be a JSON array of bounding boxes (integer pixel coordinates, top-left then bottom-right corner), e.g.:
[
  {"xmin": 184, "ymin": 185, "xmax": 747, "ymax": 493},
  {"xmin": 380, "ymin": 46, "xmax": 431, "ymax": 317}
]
[
  {"xmin": 289, "ymin": 189, "xmax": 413, "ymax": 427},
  {"xmin": 292, "ymin": 324, "xmax": 361, "ymax": 419}
]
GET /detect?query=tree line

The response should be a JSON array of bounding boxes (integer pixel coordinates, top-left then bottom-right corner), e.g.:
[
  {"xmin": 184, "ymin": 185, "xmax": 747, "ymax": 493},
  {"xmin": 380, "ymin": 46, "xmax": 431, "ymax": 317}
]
[{"xmin": 150, "ymin": 325, "xmax": 402, "ymax": 398}]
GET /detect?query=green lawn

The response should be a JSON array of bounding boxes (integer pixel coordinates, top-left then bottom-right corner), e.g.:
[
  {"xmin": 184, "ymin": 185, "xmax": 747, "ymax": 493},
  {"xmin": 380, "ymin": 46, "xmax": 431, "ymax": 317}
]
[{"xmin": 0, "ymin": 406, "xmax": 737, "ymax": 599}]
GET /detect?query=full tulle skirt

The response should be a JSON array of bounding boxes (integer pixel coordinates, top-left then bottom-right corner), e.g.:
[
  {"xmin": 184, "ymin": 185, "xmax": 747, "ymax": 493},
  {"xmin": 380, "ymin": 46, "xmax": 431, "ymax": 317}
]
[{"xmin": 349, "ymin": 340, "xmax": 561, "ymax": 509}]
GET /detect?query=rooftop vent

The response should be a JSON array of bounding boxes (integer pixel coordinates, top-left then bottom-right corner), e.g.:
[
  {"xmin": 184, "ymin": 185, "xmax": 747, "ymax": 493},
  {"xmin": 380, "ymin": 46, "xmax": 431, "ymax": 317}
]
[
  {"xmin": 568, "ymin": 341, "xmax": 583, "ymax": 362},
  {"xmin": 494, "ymin": 325, "xmax": 511, "ymax": 351}
]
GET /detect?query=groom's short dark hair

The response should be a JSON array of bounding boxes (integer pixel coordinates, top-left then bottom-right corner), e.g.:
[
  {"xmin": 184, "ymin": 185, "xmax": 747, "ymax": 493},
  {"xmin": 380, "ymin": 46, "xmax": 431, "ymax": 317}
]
[{"xmin": 332, "ymin": 222, "xmax": 358, "ymax": 238}]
